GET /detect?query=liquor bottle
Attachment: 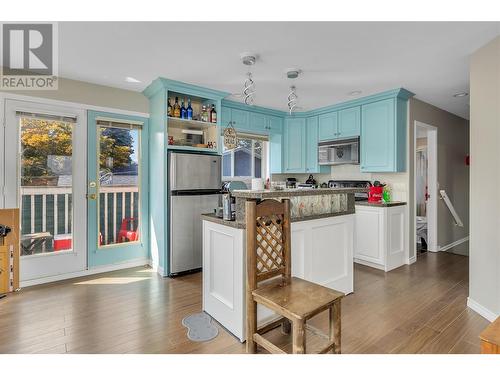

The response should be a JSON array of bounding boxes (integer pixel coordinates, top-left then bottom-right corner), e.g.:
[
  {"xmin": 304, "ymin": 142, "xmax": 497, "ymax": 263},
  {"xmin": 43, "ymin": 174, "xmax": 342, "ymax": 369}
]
[
  {"xmin": 167, "ymin": 98, "xmax": 172, "ymax": 117},
  {"xmin": 180, "ymin": 98, "xmax": 187, "ymax": 119},
  {"xmin": 201, "ymin": 105, "xmax": 208, "ymax": 122},
  {"xmin": 210, "ymin": 104, "xmax": 217, "ymax": 123},
  {"xmin": 173, "ymin": 97, "xmax": 181, "ymax": 118},
  {"xmin": 187, "ymin": 98, "xmax": 193, "ymax": 120}
]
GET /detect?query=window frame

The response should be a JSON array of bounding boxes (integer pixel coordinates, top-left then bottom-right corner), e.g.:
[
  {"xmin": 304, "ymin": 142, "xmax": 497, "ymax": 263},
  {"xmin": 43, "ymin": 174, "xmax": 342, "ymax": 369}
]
[{"xmin": 222, "ymin": 136, "xmax": 269, "ymax": 182}]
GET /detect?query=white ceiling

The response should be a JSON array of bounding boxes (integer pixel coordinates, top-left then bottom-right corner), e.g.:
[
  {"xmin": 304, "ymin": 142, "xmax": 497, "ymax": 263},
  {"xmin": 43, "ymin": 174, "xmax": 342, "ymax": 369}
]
[{"xmin": 59, "ymin": 22, "xmax": 500, "ymax": 119}]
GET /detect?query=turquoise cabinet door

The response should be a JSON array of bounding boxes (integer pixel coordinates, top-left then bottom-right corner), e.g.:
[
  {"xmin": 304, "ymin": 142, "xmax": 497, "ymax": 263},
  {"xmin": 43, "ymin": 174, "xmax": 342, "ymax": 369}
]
[
  {"xmin": 360, "ymin": 99, "xmax": 395, "ymax": 172},
  {"xmin": 318, "ymin": 112, "xmax": 338, "ymax": 141},
  {"xmin": 268, "ymin": 115, "xmax": 283, "ymax": 134},
  {"xmin": 249, "ymin": 112, "xmax": 267, "ymax": 133},
  {"xmin": 284, "ymin": 118, "xmax": 306, "ymax": 172},
  {"xmin": 338, "ymin": 106, "xmax": 360, "ymax": 138},
  {"xmin": 269, "ymin": 132, "xmax": 282, "ymax": 174},
  {"xmin": 221, "ymin": 106, "xmax": 231, "ymax": 127},
  {"xmin": 305, "ymin": 116, "xmax": 319, "ymax": 173},
  {"xmin": 231, "ymin": 108, "xmax": 250, "ymax": 131}
]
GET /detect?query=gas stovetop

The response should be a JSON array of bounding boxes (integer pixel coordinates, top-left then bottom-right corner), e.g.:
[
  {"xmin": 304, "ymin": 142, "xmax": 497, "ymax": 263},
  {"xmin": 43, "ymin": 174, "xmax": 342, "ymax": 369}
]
[{"xmin": 328, "ymin": 180, "xmax": 371, "ymax": 201}]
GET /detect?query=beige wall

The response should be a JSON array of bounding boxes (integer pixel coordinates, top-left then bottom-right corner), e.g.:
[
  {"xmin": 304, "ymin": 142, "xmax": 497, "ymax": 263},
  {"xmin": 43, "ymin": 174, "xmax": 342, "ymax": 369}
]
[
  {"xmin": 0, "ymin": 76, "xmax": 148, "ymax": 113},
  {"xmin": 469, "ymin": 36, "xmax": 500, "ymax": 319},
  {"xmin": 409, "ymin": 98, "xmax": 470, "ymax": 258}
]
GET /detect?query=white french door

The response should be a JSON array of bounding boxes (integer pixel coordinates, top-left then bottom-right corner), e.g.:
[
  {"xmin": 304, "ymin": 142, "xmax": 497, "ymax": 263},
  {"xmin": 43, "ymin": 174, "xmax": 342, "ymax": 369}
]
[{"xmin": 4, "ymin": 99, "xmax": 87, "ymax": 282}]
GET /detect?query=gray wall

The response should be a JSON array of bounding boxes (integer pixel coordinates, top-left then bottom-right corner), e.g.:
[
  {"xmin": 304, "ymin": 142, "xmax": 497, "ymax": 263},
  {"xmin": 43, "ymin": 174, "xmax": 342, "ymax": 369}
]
[
  {"xmin": 408, "ymin": 98, "xmax": 470, "ymax": 258},
  {"xmin": 469, "ymin": 36, "xmax": 500, "ymax": 320},
  {"xmin": 0, "ymin": 76, "xmax": 148, "ymax": 113}
]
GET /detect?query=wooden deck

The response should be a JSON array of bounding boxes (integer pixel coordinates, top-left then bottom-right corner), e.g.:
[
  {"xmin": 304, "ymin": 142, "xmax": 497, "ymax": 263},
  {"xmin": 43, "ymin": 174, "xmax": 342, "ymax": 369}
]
[{"xmin": 0, "ymin": 251, "xmax": 488, "ymax": 354}]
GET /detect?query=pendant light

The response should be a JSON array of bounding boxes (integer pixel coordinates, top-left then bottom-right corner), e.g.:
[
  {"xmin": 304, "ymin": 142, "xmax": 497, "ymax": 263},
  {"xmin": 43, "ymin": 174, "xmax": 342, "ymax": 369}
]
[
  {"xmin": 240, "ymin": 53, "xmax": 257, "ymax": 105},
  {"xmin": 286, "ymin": 69, "xmax": 301, "ymax": 114}
]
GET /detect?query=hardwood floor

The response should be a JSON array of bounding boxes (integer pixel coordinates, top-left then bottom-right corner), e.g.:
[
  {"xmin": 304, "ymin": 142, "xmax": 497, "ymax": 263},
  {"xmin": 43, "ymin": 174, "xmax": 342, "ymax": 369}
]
[{"xmin": 0, "ymin": 252, "xmax": 488, "ymax": 354}]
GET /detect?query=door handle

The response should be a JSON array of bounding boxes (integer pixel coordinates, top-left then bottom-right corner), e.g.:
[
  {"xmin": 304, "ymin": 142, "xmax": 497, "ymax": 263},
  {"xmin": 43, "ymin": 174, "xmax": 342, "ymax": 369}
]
[{"xmin": 86, "ymin": 193, "xmax": 97, "ymax": 200}]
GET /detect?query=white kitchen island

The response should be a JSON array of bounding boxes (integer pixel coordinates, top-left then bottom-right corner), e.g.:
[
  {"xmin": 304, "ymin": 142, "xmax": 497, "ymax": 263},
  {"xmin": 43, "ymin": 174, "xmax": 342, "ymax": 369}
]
[{"xmin": 201, "ymin": 187, "xmax": 363, "ymax": 342}]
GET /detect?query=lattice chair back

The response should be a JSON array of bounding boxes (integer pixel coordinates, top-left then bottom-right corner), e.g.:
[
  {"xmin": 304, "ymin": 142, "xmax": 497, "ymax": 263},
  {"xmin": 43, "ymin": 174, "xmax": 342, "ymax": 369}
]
[{"xmin": 246, "ymin": 199, "xmax": 291, "ymax": 289}]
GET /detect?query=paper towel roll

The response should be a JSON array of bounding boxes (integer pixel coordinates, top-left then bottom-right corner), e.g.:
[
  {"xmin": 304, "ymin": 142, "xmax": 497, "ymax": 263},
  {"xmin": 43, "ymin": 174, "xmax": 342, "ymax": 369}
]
[{"xmin": 251, "ymin": 178, "xmax": 264, "ymax": 190}]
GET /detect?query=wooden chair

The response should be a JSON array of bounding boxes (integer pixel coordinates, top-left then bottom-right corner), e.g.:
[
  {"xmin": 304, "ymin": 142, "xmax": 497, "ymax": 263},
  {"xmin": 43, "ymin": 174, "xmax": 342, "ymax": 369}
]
[{"xmin": 246, "ymin": 199, "xmax": 344, "ymax": 354}]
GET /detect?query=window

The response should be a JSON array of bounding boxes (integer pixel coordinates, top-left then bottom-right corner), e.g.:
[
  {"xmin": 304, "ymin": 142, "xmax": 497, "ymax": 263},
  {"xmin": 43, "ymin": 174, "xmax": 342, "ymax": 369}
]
[{"xmin": 223, "ymin": 136, "xmax": 268, "ymax": 181}]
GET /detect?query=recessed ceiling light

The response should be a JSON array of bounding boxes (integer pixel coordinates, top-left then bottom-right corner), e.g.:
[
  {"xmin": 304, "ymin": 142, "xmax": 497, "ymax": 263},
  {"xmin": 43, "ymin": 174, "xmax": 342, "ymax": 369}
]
[
  {"xmin": 453, "ymin": 92, "xmax": 468, "ymax": 98},
  {"xmin": 125, "ymin": 76, "xmax": 141, "ymax": 83},
  {"xmin": 348, "ymin": 90, "xmax": 362, "ymax": 96}
]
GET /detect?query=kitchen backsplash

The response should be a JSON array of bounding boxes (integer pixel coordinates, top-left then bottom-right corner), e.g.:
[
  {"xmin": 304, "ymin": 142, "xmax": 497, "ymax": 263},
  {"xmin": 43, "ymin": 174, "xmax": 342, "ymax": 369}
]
[{"xmin": 272, "ymin": 164, "xmax": 409, "ymax": 202}]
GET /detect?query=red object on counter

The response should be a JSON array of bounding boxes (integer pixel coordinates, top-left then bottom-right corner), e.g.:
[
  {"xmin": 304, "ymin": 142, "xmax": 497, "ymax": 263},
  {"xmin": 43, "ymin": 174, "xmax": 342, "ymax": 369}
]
[
  {"xmin": 368, "ymin": 186, "xmax": 383, "ymax": 202},
  {"xmin": 53, "ymin": 234, "xmax": 72, "ymax": 251}
]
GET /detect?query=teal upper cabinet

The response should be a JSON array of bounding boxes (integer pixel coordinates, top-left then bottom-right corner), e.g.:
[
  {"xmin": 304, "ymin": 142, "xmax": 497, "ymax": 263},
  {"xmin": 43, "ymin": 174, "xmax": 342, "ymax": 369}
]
[
  {"xmin": 318, "ymin": 107, "xmax": 360, "ymax": 141},
  {"xmin": 283, "ymin": 116, "xmax": 328, "ymax": 174},
  {"xmin": 284, "ymin": 118, "xmax": 306, "ymax": 172},
  {"xmin": 338, "ymin": 106, "xmax": 361, "ymax": 138},
  {"xmin": 305, "ymin": 117, "xmax": 329, "ymax": 173},
  {"xmin": 249, "ymin": 112, "xmax": 267, "ymax": 133},
  {"xmin": 318, "ymin": 112, "xmax": 338, "ymax": 141},
  {"xmin": 267, "ymin": 115, "xmax": 283, "ymax": 134},
  {"xmin": 360, "ymin": 97, "xmax": 407, "ymax": 172},
  {"xmin": 231, "ymin": 108, "xmax": 250, "ymax": 130},
  {"xmin": 221, "ymin": 106, "xmax": 231, "ymax": 128}
]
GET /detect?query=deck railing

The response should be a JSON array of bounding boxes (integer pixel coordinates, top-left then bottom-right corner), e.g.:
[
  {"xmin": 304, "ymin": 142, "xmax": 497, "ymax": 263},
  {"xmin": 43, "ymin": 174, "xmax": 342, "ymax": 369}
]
[{"xmin": 20, "ymin": 185, "xmax": 139, "ymax": 250}]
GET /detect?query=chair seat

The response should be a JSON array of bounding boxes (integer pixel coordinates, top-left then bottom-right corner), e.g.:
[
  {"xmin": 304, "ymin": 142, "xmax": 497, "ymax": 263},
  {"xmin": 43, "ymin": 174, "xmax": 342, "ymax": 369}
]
[{"xmin": 252, "ymin": 277, "xmax": 344, "ymax": 321}]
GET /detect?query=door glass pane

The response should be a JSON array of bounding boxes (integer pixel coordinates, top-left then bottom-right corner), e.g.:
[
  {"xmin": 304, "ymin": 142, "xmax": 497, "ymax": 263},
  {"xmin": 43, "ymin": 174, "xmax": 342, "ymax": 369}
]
[
  {"xmin": 19, "ymin": 117, "xmax": 73, "ymax": 256},
  {"xmin": 98, "ymin": 125, "xmax": 140, "ymax": 247}
]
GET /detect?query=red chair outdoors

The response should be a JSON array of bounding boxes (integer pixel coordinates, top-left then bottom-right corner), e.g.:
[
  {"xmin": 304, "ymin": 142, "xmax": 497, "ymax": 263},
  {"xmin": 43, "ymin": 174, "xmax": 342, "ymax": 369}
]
[{"xmin": 118, "ymin": 217, "xmax": 139, "ymax": 243}]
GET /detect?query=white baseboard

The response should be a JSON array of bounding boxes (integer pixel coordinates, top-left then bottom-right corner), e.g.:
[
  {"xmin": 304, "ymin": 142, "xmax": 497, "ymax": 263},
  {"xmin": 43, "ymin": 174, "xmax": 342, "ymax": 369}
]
[
  {"xmin": 407, "ymin": 255, "xmax": 417, "ymax": 265},
  {"xmin": 467, "ymin": 297, "xmax": 499, "ymax": 322},
  {"xmin": 439, "ymin": 236, "xmax": 469, "ymax": 252},
  {"xmin": 149, "ymin": 260, "xmax": 165, "ymax": 277},
  {"xmin": 20, "ymin": 258, "xmax": 150, "ymax": 288},
  {"xmin": 354, "ymin": 258, "xmax": 385, "ymax": 271}
]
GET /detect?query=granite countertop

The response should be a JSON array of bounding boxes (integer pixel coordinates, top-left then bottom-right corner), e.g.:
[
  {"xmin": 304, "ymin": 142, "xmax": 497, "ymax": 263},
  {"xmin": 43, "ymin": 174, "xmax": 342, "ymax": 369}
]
[
  {"xmin": 355, "ymin": 201, "xmax": 407, "ymax": 207},
  {"xmin": 231, "ymin": 187, "xmax": 367, "ymax": 199}
]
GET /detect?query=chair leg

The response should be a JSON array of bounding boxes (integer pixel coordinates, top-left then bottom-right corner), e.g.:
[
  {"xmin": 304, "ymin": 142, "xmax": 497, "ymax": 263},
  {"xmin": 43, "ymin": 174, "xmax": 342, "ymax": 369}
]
[
  {"xmin": 329, "ymin": 300, "xmax": 341, "ymax": 354},
  {"xmin": 246, "ymin": 300, "xmax": 257, "ymax": 354},
  {"xmin": 292, "ymin": 319, "xmax": 306, "ymax": 354},
  {"xmin": 281, "ymin": 319, "xmax": 291, "ymax": 335}
]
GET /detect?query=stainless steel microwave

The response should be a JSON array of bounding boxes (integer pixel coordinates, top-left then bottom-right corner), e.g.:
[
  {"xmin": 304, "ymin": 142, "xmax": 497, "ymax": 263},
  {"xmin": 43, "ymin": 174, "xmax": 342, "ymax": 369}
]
[{"xmin": 318, "ymin": 137, "xmax": 360, "ymax": 165}]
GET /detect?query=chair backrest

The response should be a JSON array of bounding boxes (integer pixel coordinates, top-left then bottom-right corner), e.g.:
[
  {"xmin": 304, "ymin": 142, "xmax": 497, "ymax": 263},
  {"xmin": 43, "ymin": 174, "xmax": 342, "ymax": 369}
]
[{"xmin": 246, "ymin": 199, "xmax": 291, "ymax": 291}]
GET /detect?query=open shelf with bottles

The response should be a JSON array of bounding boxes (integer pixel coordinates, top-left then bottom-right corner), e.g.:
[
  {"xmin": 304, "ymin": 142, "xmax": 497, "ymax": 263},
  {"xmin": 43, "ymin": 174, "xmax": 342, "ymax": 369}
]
[{"xmin": 166, "ymin": 90, "xmax": 219, "ymax": 151}]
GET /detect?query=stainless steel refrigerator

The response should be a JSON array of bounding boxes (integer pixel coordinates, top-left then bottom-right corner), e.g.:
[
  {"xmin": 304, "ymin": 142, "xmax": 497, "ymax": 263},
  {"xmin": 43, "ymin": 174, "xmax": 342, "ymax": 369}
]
[{"xmin": 168, "ymin": 152, "xmax": 221, "ymax": 275}]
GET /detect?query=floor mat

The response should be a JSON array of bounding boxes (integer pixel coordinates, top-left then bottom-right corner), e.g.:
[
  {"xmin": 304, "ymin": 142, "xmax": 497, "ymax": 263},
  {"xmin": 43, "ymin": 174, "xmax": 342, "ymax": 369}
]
[{"xmin": 182, "ymin": 312, "xmax": 219, "ymax": 342}]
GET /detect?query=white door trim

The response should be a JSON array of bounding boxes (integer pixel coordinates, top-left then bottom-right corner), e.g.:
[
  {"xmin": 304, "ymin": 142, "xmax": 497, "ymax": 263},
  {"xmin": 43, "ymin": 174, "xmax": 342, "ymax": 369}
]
[
  {"xmin": 0, "ymin": 92, "xmax": 149, "ymax": 119},
  {"xmin": 4, "ymin": 99, "xmax": 88, "ymax": 281},
  {"xmin": 0, "ymin": 98, "xmax": 5, "ymax": 208},
  {"xmin": 414, "ymin": 121, "xmax": 438, "ymax": 253}
]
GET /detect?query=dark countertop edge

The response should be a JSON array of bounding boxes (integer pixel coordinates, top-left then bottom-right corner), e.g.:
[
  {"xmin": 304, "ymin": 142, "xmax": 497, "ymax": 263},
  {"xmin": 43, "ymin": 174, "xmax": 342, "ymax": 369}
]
[
  {"xmin": 201, "ymin": 211, "xmax": 355, "ymax": 229},
  {"xmin": 355, "ymin": 201, "xmax": 407, "ymax": 207},
  {"xmin": 232, "ymin": 187, "xmax": 367, "ymax": 199},
  {"xmin": 201, "ymin": 213, "xmax": 246, "ymax": 229}
]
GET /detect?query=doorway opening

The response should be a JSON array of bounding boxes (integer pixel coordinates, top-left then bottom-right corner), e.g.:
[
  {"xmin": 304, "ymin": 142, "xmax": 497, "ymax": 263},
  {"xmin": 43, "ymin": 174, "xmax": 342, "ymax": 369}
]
[{"xmin": 414, "ymin": 121, "xmax": 438, "ymax": 255}]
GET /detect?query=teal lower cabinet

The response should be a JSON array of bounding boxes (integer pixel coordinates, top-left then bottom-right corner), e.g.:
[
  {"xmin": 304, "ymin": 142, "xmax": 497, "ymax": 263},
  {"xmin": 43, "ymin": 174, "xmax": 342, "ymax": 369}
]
[{"xmin": 360, "ymin": 98, "xmax": 407, "ymax": 172}]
